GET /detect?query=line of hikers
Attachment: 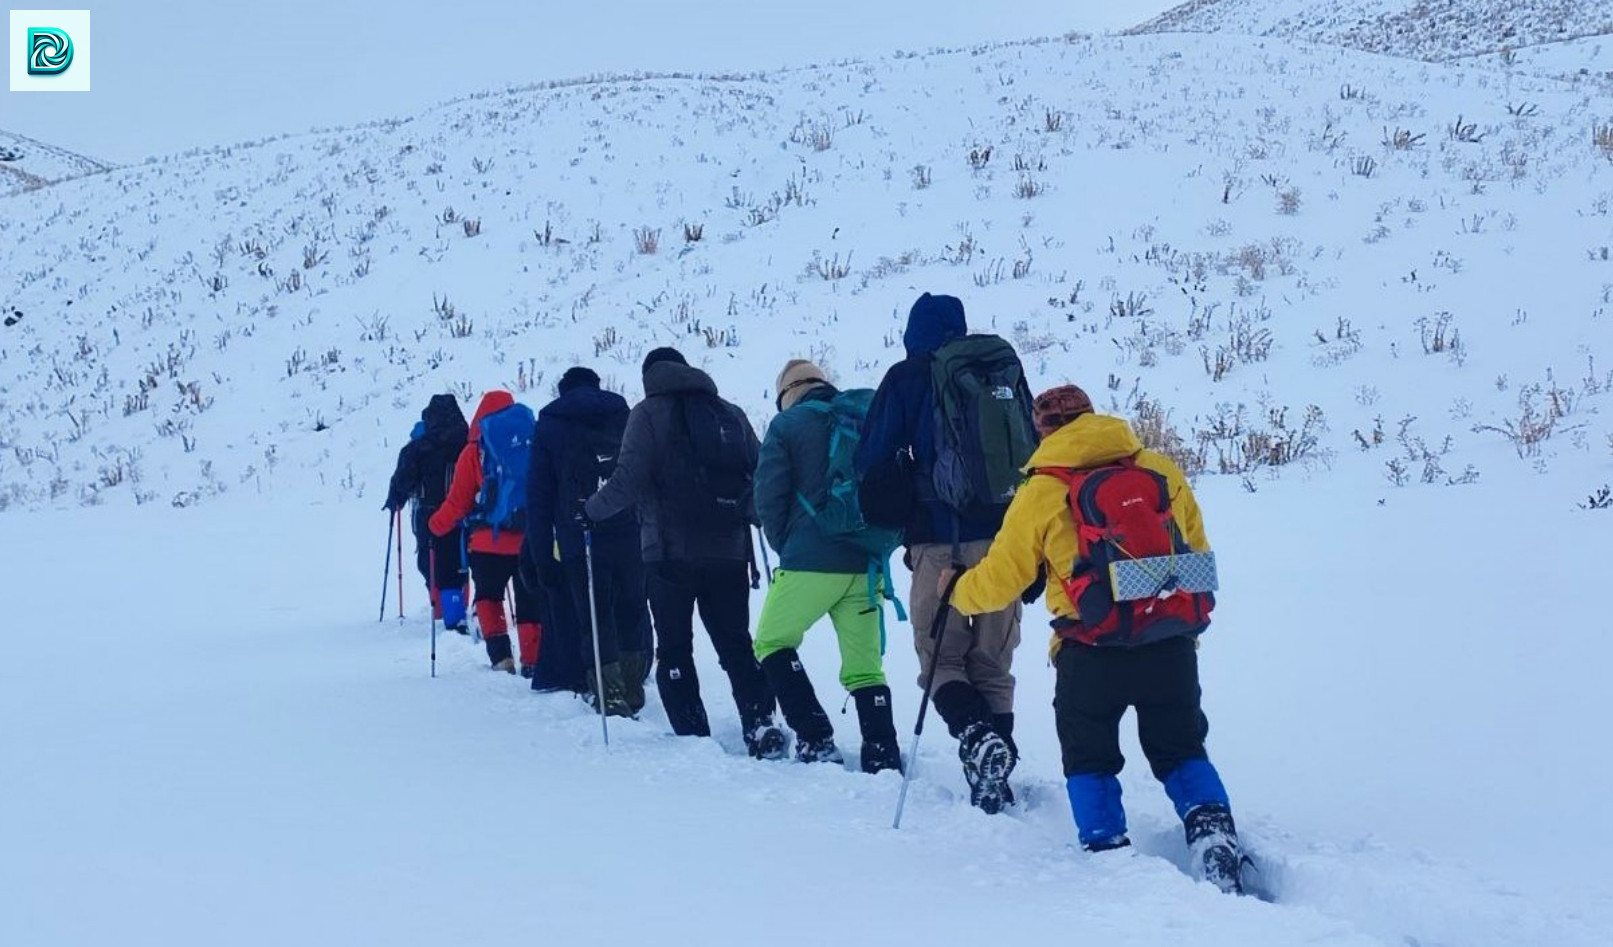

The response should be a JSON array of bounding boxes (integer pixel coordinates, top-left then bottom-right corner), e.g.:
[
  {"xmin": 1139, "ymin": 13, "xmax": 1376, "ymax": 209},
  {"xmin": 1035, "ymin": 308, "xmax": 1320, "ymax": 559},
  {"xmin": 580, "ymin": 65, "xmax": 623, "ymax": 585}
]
[{"xmin": 383, "ymin": 291, "xmax": 1247, "ymax": 894}]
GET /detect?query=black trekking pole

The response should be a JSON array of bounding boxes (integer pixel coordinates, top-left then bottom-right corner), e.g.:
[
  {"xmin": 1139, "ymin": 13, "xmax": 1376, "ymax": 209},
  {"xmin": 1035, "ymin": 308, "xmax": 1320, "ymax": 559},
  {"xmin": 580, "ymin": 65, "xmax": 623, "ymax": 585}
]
[
  {"xmin": 429, "ymin": 547, "xmax": 438, "ymax": 679},
  {"xmin": 892, "ymin": 567, "xmax": 964, "ymax": 829},
  {"xmin": 584, "ymin": 527, "xmax": 611, "ymax": 747},
  {"xmin": 395, "ymin": 510, "xmax": 406, "ymax": 622},
  {"xmin": 379, "ymin": 512, "xmax": 395, "ymax": 622}
]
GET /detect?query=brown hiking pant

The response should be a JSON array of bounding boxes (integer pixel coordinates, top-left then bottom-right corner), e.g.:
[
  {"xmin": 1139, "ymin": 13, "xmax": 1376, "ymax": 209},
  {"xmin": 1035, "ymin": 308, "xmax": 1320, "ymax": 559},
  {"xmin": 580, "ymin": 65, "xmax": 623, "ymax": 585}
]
[{"xmin": 908, "ymin": 540, "xmax": 1022, "ymax": 715}]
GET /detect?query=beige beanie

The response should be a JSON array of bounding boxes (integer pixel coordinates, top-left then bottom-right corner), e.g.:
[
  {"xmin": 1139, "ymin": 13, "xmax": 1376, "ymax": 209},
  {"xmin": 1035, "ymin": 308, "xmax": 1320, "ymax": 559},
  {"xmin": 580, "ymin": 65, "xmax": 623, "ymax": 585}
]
[{"xmin": 775, "ymin": 359, "xmax": 829, "ymax": 411}]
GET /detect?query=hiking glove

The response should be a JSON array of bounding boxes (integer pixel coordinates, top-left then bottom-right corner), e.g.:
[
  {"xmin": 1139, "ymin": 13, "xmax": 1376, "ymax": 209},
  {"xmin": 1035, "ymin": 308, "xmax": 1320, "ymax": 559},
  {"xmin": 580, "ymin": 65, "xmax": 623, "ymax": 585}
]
[{"xmin": 1020, "ymin": 565, "xmax": 1047, "ymax": 605}]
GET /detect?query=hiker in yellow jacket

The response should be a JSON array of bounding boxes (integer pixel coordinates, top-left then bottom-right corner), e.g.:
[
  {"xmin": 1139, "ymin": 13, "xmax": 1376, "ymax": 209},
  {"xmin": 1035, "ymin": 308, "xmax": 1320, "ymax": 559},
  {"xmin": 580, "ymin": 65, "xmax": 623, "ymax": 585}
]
[{"xmin": 944, "ymin": 385, "xmax": 1247, "ymax": 895}]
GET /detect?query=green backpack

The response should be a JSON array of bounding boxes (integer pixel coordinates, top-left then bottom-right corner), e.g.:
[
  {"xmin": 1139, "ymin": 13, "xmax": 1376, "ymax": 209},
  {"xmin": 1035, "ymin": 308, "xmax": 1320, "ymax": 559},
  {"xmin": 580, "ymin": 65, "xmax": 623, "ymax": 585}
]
[{"xmin": 929, "ymin": 334, "xmax": 1039, "ymax": 518}]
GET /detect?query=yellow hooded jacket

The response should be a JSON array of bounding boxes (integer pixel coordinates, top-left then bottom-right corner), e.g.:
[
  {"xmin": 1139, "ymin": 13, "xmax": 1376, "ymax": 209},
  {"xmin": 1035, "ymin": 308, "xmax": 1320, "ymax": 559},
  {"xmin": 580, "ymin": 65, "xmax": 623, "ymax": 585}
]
[{"xmin": 951, "ymin": 413, "xmax": 1209, "ymax": 631}]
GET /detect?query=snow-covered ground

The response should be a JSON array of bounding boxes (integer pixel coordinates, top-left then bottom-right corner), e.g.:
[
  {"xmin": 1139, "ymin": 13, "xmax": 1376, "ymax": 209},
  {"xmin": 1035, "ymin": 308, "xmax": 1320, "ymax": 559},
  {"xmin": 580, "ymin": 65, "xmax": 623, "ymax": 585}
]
[
  {"xmin": 1131, "ymin": 0, "xmax": 1613, "ymax": 61},
  {"xmin": 5, "ymin": 8, "xmax": 1613, "ymax": 945},
  {"xmin": 0, "ymin": 129, "xmax": 109, "ymax": 197},
  {"xmin": 1465, "ymin": 33, "xmax": 1613, "ymax": 85},
  {"xmin": 5, "ymin": 469, "xmax": 1609, "ymax": 946}
]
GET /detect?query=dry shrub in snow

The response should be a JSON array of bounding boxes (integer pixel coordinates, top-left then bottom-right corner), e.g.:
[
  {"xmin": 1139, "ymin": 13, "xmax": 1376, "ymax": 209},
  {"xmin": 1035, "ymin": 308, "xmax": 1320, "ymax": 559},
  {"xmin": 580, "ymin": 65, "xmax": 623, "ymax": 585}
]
[
  {"xmin": 1132, "ymin": 397, "xmax": 1205, "ymax": 478},
  {"xmin": 1596, "ymin": 122, "xmax": 1613, "ymax": 162}
]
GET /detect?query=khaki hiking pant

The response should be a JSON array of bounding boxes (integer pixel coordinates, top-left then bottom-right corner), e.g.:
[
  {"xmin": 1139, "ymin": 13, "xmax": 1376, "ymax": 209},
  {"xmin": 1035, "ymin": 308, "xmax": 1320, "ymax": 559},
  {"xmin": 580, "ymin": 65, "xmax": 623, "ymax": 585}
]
[{"xmin": 909, "ymin": 540, "xmax": 1022, "ymax": 716}]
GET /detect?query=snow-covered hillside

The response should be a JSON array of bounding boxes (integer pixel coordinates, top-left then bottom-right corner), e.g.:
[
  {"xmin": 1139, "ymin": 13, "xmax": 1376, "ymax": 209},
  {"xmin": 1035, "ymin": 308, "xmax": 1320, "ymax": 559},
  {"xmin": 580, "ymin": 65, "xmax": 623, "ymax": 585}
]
[
  {"xmin": 6, "ymin": 21, "xmax": 1613, "ymax": 947},
  {"xmin": 1130, "ymin": 0, "xmax": 1613, "ymax": 61},
  {"xmin": 3, "ymin": 33, "xmax": 1613, "ymax": 514},
  {"xmin": 0, "ymin": 129, "xmax": 109, "ymax": 197}
]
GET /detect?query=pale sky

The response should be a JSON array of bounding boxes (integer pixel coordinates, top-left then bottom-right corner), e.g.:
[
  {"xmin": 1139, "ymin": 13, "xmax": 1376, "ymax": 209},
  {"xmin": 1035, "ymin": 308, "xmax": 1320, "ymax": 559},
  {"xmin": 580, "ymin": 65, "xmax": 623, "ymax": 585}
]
[{"xmin": 1, "ymin": 1, "xmax": 1180, "ymax": 164}]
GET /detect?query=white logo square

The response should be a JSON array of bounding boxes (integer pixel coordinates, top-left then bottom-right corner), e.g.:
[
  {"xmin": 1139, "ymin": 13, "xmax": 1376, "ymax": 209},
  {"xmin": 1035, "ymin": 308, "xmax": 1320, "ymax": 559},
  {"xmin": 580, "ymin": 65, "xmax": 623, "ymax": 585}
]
[{"xmin": 10, "ymin": 9, "xmax": 91, "ymax": 92}]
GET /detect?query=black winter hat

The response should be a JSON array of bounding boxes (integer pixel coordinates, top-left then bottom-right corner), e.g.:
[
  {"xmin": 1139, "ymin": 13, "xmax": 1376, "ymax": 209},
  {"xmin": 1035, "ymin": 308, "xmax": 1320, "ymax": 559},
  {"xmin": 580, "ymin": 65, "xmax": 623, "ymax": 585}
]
[
  {"xmin": 642, "ymin": 347, "xmax": 688, "ymax": 373},
  {"xmin": 557, "ymin": 366, "xmax": 601, "ymax": 395}
]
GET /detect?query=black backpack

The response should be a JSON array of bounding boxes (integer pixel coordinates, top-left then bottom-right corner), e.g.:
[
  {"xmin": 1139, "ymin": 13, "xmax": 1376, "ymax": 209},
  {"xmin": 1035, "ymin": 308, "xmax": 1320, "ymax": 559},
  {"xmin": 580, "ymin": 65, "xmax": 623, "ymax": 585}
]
[
  {"xmin": 929, "ymin": 334, "xmax": 1039, "ymax": 518},
  {"xmin": 559, "ymin": 417, "xmax": 629, "ymax": 527},
  {"xmin": 667, "ymin": 393, "xmax": 757, "ymax": 530}
]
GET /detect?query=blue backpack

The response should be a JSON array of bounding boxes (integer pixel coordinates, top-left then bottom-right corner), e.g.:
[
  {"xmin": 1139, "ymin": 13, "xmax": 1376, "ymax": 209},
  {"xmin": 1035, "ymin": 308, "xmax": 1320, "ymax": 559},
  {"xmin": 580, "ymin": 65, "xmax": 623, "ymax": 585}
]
[
  {"xmin": 472, "ymin": 403, "xmax": 535, "ymax": 537},
  {"xmin": 795, "ymin": 389, "xmax": 907, "ymax": 646}
]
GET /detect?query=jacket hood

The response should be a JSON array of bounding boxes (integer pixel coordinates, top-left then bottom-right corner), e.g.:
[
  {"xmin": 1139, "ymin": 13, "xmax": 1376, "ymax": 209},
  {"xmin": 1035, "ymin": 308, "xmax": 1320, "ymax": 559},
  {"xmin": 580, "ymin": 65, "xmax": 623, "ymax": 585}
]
[
  {"xmin": 468, "ymin": 390, "xmax": 516, "ymax": 439},
  {"xmin": 797, "ymin": 383, "xmax": 838, "ymax": 408},
  {"xmin": 540, "ymin": 384, "xmax": 629, "ymax": 423},
  {"xmin": 902, "ymin": 293, "xmax": 967, "ymax": 356},
  {"xmin": 644, "ymin": 361, "xmax": 719, "ymax": 398},
  {"xmin": 421, "ymin": 393, "xmax": 469, "ymax": 446},
  {"xmin": 1026, "ymin": 413, "xmax": 1144, "ymax": 470}
]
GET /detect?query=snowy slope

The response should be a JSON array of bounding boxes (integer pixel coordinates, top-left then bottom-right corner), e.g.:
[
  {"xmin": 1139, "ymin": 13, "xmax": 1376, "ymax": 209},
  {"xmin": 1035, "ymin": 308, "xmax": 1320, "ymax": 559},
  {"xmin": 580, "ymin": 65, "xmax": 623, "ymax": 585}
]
[
  {"xmin": 5, "ymin": 23, "xmax": 1613, "ymax": 947},
  {"xmin": 4, "ymin": 473, "xmax": 1610, "ymax": 947},
  {"xmin": 0, "ymin": 128, "xmax": 110, "ymax": 196},
  {"xmin": 3, "ymin": 33, "xmax": 1613, "ymax": 515},
  {"xmin": 1129, "ymin": 0, "xmax": 1613, "ymax": 61}
]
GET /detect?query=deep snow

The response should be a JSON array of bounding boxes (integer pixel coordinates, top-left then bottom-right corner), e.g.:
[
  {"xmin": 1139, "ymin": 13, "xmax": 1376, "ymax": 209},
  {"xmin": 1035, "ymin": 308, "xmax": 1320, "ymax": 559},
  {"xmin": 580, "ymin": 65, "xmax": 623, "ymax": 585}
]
[{"xmin": 4, "ymin": 466, "xmax": 1610, "ymax": 946}]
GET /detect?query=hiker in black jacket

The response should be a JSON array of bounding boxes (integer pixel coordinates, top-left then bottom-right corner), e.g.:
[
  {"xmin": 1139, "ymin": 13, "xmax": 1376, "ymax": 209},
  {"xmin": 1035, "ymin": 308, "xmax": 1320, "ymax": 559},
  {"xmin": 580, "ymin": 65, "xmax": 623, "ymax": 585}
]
[
  {"xmin": 384, "ymin": 393, "xmax": 470, "ymax": 632},
  {"xmin": 523, "ymin": 367, "xmax": 651, "ymax": 717},
  {"xmin": 585, "ymin": 348, "xmax": 785, "ymax": 758}
]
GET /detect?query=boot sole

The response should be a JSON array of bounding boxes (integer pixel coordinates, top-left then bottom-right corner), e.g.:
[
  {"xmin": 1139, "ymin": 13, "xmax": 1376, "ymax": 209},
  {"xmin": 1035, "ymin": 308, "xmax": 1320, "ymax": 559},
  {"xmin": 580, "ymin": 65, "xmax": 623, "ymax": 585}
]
[
  {"xmin": 751, "ymin": 727, "xmax": 789, "ymax": 761},
  {"xmin": 968, "ymin": 738, "xmax": 1016, "ymax": 815}
]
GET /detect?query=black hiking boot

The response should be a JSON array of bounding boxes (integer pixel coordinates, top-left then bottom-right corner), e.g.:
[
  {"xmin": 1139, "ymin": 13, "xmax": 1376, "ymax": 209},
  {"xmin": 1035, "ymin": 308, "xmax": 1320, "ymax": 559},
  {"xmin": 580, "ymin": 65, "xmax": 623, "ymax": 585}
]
[
  {"xmin": 1083, "ymin": 835, "xmax": 1133, "ymax": 853},
  {"xmin": 794, "ymin": 734, "xmax": 844, "ymax": 764},
  {"xmin": 620, "ymin": 650, "xmax": 650, "ymax": 716},
  {"xmin": 993, "ymin": 712, "xmax": 1018, "ymax": 806},
  {"xmin": 852, "ymin": 685, "xmax": 902, "ymax": 775},
  {"xmin": 743, "ymin": 718, "xmax": 789, "ymax": 760},
  {"xmin": 958, "ymin": 721, "xmax": 1016, "ymax": 815},
  {"xmin": 485, "ymin": 633, "xmax": 514, "ymax": 671},
  {"xmin": 1184, "ymin": 804, "xmax": 1245, "ymax": 895},
  {"xmin": 585, "ymin": 663, "xmax": 634, "ymax": 718},
  {"xmin": 760, "ymin": 649, "xmax": 835, "ymax": 757}
]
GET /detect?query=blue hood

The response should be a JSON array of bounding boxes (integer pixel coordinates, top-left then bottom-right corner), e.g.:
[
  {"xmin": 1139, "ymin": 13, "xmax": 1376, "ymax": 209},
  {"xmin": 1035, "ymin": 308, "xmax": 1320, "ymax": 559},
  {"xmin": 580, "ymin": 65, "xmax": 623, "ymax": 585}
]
[{"xmin": 902, "ymin": 293, "xmax": 967, "ymax": 356}]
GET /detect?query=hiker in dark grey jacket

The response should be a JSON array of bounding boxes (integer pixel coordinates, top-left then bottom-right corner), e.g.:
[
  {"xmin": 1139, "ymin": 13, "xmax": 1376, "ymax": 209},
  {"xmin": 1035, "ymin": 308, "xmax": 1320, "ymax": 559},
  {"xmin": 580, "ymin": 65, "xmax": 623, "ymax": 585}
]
[{"xmin": 585, "ymin": 347, "xmax": 784, "ymax": 758}]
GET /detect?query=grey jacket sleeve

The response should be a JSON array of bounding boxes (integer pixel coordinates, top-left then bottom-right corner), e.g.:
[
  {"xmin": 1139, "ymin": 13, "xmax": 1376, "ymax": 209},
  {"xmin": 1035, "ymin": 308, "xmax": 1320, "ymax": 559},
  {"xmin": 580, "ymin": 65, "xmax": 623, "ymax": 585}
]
[{"xmin": 585, "ymin": 402, "xmax": 654, "ymax": 522}]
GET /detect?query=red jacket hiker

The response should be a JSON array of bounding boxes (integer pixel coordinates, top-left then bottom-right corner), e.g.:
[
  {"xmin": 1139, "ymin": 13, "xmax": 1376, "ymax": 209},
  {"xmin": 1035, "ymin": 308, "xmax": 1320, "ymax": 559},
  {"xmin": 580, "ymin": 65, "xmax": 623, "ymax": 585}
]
[
  {"xmin": 429, "ymin": 390, "xmax": 524, "ymax": 556},
  {"xmin": 427, "ymin": 390, "xmax": 542, "ymax": 673}
]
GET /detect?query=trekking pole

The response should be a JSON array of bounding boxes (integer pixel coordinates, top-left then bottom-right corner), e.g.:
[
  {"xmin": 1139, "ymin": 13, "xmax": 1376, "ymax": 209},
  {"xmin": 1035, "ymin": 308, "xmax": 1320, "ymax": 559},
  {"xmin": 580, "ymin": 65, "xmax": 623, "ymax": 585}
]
[
  {"xmin": 379, "ymin": 512, "xmax": 395, "ymax": 622},
  {"xmin": 583, "ymin": 527, "xmax": 611, "ymax": 748},
  {"xmin": 892, "ymin": 569, "xmax": 964, "ymax": 830},
  {"xmin": 395, "ymin": 510, "xmax": 406, "ymax": 621},
  {"xmin": 429, "ymin": 547, "xmax": 438, "ymax": 679},
  {"xmin": 756, "ymin": 526, "xmax": 774, "ymax": 588}
]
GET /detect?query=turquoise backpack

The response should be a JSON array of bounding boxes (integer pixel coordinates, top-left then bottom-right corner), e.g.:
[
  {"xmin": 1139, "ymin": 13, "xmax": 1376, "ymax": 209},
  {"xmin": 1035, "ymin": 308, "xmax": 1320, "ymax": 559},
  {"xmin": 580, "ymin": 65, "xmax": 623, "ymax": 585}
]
[{"xmin": 795, "ymin": 388, "xmax": 908, "ymax": 648}]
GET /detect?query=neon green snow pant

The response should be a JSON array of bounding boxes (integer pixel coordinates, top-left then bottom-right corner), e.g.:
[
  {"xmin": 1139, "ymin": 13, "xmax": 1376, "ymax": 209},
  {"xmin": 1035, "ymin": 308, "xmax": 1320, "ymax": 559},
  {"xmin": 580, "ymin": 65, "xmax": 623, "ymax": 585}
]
[{"xmin": 753, "ymin": 570, "xmax": 887, "ymax": 692}]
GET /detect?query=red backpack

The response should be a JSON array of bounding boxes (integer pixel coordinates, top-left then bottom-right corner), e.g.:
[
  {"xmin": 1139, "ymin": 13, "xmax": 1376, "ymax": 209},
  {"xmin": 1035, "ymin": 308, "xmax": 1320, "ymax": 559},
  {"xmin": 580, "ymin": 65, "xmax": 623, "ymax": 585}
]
[{"xmin": 1034, "ymin": 456, "xmax": 1213, "ymax": 647}]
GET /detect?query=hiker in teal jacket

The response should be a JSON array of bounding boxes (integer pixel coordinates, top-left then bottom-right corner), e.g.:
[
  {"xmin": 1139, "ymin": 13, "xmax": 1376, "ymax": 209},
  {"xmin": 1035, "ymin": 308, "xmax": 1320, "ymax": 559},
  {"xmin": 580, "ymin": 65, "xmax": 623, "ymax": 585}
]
[{"xmin": 753, "ymin": 359, "xmax": 903, "ymax": 774}]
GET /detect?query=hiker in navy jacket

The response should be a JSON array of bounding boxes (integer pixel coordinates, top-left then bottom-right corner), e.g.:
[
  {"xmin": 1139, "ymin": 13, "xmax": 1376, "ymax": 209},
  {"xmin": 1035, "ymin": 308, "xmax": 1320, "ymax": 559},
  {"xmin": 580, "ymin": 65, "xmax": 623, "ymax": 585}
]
[
  {"xmin": 853, "ymin": 293, "xmax": 1027, "ymax": 813},
  {"xmin": 523, "ymin": 367, "xmax": 650, "ymax": 716}
]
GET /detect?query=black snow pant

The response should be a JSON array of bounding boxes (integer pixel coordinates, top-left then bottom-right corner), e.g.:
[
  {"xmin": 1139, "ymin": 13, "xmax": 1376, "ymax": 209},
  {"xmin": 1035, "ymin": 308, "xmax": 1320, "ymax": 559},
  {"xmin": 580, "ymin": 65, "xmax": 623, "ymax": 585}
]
[
  {"xmin": 411, "ymin": 505, "xmax": 464, "ymax": 593},
  {"xmin": 467, "ymin": 551, "xmax": 542, "ymax": 623},
  {"xmin": 646, "ymin": 558, "xmax": 775, "ymax": 737},
  {"xmin": 1053, "ymin": 635, "xmax": 1211, "ymax": 781},
  {"xmin": 532, "ymin": 573, "xmax": 586, "ymax": 693},
  {"xmin": 564, "ymin": 532, "xmax": 648, "ymax": 667}
]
